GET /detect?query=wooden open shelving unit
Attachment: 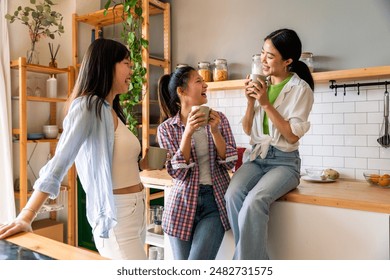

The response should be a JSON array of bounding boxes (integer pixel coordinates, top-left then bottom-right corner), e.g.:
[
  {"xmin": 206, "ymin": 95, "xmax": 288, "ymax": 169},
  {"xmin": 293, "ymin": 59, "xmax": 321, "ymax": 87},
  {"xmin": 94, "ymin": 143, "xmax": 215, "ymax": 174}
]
[{"xmin": 10, "ymin": 57, "xmax": 76, "ymax": 245}]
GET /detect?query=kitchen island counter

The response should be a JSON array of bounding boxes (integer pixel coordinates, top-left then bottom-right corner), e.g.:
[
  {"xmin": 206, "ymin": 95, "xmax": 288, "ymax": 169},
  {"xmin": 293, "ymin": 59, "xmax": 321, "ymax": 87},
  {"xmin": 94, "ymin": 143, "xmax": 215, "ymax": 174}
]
[{"xmin": 140, "ymin": 170, "xmax": 390, "ymax": 259}]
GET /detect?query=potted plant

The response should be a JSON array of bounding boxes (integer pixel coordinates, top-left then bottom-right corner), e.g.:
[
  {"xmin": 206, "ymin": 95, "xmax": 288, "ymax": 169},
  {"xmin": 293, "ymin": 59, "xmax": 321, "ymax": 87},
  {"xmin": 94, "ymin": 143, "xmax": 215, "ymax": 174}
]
[
  {"xmin": 5, "ymin": 0, "xmax": 64, "ymax": 64},
  {"xmin": 104, "ymin": 0, "xmax": 149, "ymax": 134}
]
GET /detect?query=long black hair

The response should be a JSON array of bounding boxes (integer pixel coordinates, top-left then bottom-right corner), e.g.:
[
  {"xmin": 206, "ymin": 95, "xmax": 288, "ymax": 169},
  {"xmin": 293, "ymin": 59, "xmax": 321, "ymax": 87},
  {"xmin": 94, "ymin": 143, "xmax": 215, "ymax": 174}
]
[
  {"xmin": 265, "ymin": 29, "xmax": 314, "ymax": 90},
  {"xmin": 68, "ymin": 38, "xmax": 128, "ymax": 123},
  {"xmin": 158, "ymin": 66, "xmax": 195, "ymax": 122}
]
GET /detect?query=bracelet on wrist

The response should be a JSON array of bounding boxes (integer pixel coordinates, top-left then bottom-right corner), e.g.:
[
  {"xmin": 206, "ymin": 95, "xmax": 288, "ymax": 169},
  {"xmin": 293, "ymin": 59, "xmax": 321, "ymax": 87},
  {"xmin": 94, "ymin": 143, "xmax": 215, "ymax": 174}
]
[{"xmin": 22, "ymin": 207, "xmax": 38, "ymax": 219}]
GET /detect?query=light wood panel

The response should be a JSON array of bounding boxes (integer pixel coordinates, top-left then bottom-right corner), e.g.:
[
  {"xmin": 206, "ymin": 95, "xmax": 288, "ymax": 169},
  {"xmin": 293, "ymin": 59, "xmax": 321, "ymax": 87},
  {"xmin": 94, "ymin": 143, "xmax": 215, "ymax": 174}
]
[{"xmin": 6, "ymin": 232, "xmax": 107, "ymax": 260}]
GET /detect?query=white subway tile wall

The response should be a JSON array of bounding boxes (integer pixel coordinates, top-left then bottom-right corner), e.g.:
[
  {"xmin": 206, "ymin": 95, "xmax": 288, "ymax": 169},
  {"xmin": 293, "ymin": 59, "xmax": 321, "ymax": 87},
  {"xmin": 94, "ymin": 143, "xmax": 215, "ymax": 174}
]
[{"xmin": 206, "ymin": 78, "xmax": 390, "ymax": 180}]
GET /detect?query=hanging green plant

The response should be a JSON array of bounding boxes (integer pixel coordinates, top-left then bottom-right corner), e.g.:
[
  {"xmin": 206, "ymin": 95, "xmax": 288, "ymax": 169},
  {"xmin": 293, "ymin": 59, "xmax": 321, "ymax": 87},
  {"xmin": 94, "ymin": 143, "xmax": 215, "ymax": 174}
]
[{"xmin": 104, "ymin": 0, "xmax": 149, "ymax": 134}]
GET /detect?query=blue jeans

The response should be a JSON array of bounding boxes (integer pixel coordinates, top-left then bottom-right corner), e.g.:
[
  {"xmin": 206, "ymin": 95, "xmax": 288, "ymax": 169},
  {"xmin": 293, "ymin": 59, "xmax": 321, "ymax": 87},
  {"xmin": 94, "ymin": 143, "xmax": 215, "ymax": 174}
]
[
  {"xmin": 225, "ymin": 146, "xmax": 301, "ymax": 260},
  {"xmin": 169, "ymin": 185, "xmax": 224, "ymax": 260}
]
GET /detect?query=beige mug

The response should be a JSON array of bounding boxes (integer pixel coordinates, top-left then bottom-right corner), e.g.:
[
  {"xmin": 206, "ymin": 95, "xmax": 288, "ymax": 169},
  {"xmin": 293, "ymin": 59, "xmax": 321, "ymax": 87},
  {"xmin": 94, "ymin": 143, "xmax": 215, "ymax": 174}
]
[
  {"xmin": 191, "ymin": 105, "xmax": 210, "ymax": 126},
  {"xmin": 249, "ymin": 73, "xmax": 267, "ymax": 86},
  {"xmin": 147, "ymin": 146, "xmax": 168, "ymax": 170}
]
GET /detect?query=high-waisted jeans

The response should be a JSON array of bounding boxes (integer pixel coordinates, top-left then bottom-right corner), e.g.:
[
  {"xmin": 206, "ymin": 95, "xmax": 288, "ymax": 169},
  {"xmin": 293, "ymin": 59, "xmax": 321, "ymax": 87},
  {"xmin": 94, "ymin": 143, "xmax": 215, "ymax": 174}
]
[
  {"xmin": 169, "ymin": 185, "xmax": 225, "ymax": 260},
  {"xmin": 93, "ymin": 190, "xmax": 147, "ymax": 260},
  {"xmin": 225, "ymin": 146, "xmax": 301, "ymax": 260}
]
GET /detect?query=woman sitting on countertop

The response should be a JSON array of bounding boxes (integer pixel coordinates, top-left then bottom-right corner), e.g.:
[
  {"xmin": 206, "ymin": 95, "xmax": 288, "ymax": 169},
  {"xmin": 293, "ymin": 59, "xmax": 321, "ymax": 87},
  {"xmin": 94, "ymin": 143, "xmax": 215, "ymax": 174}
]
[
  {"xmin": 225, "ymin": 28, "xmax": 315, "ymax": 260},
  {"xmin": 157, "ymin": 66, "xmax": 237, "ymax": 259}
]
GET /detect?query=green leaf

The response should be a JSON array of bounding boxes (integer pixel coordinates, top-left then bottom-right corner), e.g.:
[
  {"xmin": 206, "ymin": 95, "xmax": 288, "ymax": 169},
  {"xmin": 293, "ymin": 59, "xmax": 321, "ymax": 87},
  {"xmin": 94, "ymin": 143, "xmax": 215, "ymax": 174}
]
[
  {"xmin": 129, "ymin": 0, "xmax": 138, "ymax": 7},
  {"xmin": 135, "ymin": 7, "xmax": 142, "ymax": 17},
  {"xmin": 104, "ymin": 0, "xmax": 112, "ymax": 10}
]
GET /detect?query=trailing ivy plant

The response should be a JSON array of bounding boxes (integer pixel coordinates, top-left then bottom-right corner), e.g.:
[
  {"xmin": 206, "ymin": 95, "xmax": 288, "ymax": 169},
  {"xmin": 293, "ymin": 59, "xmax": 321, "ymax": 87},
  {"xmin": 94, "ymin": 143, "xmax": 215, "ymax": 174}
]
[{"xmin": 104, "ymin": 0, "xmax": 149, "ymax": 134}]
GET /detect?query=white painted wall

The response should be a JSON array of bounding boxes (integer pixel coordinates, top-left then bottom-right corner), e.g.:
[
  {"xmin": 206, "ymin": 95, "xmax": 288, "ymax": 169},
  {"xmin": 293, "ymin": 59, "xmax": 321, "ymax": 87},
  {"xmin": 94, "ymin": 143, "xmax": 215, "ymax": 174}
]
[{"xmin": 167, "ymin": 0, "xmax": 390, "ymax": 78}]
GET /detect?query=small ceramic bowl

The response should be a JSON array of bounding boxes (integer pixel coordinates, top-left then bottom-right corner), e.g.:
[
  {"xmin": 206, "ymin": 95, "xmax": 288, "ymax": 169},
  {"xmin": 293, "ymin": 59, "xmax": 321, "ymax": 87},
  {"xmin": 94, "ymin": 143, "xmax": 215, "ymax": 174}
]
[{"xmin": 43, "ymin": 125, "xmax": 59, "ymax": 139}]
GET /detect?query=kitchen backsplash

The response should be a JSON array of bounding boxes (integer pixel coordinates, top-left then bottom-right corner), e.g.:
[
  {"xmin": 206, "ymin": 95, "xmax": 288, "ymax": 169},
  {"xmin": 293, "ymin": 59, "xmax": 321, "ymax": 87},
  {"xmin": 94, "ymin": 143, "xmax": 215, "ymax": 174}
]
[{"xmin": 206, "ymin": 77, "xmax": 390, "ymax": 180}]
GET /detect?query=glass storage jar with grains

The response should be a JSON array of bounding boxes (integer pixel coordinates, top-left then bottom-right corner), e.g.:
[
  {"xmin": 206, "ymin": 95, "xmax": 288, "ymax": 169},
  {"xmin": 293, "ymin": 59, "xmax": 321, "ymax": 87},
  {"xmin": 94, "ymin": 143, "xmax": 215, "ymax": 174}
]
[
  {"xmin": 213, "ymin": 59, "xmax": 228, "ymax": 82},
  {"xmin": 198, "ymin": 61, "xmax": 212, "ymax": 82}
]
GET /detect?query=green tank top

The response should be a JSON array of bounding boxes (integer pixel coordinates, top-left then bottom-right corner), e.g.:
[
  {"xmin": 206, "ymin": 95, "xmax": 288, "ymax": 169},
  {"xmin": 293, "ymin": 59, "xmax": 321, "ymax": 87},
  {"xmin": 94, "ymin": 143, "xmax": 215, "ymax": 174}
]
[{"xmin": 263, "ymin": 75, "xmax": 292, "ymax": 135}]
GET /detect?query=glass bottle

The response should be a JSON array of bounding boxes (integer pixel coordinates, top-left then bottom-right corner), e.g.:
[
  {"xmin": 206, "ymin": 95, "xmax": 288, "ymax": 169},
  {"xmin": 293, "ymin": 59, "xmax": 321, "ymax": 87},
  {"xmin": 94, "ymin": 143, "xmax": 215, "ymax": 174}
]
[
  {"xmin": 251, "ymin": 54, "xmax": 262, "ymax": 74},
  {"xmin": 198, "ymin": 61, "xmax": 212, "ymax": 82},
  {"xmin": 300, "ymin": 52, "xmax": 314, "ymax": 72},
  {"xmin": 213, "ymin": 58, "xmax": 228, "ymax": 82}
]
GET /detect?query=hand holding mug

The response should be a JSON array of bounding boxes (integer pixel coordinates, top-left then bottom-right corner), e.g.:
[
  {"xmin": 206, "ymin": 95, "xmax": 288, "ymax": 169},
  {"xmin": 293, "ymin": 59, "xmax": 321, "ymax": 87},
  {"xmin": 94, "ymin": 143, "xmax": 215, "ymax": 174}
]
[
  {"xmin": 187, "ymin": 106, "xmax": 210, "ymax": 133},
  {"xmin": 208, "ymin": 109, "xmax": 221, "ymax": 133}
]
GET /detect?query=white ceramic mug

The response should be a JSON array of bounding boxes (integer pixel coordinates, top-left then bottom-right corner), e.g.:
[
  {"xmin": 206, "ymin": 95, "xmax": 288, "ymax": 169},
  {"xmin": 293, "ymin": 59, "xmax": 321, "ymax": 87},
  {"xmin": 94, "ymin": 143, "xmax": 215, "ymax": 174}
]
[
  {"xmin": 147, "ymin": 147, "xmax": 168, "ymax": 170},
  {"xmin": 191, "ymin": 105, "xmax": 210, "ymax": 126}
]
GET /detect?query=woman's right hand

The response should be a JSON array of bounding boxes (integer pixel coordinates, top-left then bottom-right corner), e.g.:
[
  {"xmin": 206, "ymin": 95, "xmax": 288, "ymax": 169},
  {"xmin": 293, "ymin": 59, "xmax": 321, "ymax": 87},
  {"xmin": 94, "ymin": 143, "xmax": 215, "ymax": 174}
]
[
  {"xmin": 0, "ymin": 217, "xmax": 32, "ymax": 239},
  {"xmin": 184, "ymin": 107, "xmax": 206, "ymax": 135},
  {"xmin": 244, "ymin": 75, "xmax": 256, "ymax": 105}
]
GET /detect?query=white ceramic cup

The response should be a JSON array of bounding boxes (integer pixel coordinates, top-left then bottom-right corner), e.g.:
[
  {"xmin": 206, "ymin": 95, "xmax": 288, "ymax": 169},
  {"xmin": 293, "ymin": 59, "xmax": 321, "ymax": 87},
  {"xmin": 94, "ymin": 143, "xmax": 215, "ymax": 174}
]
[
  {"xmin": 191, "ymin": 105, "xmax": 210, "ymax": 127},
  {"xmin": 147, "ymin": 147, "xmax": 168, "ymax": 170}
]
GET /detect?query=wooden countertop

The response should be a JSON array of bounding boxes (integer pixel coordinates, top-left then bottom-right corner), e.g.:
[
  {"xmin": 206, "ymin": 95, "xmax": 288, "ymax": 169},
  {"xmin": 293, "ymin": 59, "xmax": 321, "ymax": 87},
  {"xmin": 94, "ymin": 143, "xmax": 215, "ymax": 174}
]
[
  {"xmin": 282, "ymin": 179, "xmax": 390, "ymax": 214},
  {"xmin": 6, "ymin": 232, "xmax": 107, "ymax": 260},
  {"xmin": 140, "ymin": 170, "xmax": 390, "ymax": 214}
]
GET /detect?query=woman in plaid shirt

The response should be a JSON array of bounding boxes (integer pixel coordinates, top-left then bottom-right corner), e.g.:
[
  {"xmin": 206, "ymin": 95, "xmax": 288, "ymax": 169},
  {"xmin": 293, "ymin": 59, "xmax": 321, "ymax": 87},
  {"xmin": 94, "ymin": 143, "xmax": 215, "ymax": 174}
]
[{"xmin": 157, "ymin": 66, "xmax": 237, "ymax": 260}]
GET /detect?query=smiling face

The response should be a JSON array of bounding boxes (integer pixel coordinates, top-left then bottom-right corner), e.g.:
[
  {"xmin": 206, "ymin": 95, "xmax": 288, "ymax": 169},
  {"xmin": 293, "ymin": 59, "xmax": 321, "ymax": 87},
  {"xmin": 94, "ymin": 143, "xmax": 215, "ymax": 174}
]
[
  {"xmin": 260, "ymin": 39, "xmax": 292, "ymax": 83},
  {"xmin": 179, "ymin": 70, "xmax": 208, "ymax": 107},
  {"xmin": 111, "ymin": 58, "xmax": 132, "ymax": 96}
]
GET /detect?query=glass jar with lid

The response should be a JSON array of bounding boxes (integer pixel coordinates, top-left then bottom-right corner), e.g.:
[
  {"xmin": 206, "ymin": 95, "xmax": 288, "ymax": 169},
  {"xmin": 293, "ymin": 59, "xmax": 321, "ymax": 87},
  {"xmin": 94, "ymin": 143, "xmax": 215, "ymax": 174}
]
[
  {"xmin": 299, "ymin": 52, "xmax": 314, "ymax": 72},
  {"xmin": 176, "ymin": 63, "xmax": 189, "ymax": 69},
  {"xmin": 198, "ymin": 61, "xmax": 212, "ymax": 82},
  {"xmin": 213, "ymin": 59, "xmax": 228, "ymax": 82},
  {"xmin": 251, "ymin": 54, "xmax": 262, "ymax": 74}
]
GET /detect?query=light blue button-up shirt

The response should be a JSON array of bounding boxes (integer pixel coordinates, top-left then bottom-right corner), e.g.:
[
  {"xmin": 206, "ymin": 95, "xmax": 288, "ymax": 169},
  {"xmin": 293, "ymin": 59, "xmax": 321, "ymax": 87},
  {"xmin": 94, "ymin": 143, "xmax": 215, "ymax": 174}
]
[{"xmin": 34, "ymin": 96, "xmax": 117, "ymax": 238}]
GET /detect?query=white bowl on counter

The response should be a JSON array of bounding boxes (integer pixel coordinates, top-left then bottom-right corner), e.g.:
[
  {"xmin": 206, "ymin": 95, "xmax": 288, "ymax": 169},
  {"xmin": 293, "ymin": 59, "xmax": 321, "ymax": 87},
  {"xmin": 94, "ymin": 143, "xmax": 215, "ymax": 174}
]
[{"xmin": 43, "ymin": 125, "xmax": 59, "ymax": 139}]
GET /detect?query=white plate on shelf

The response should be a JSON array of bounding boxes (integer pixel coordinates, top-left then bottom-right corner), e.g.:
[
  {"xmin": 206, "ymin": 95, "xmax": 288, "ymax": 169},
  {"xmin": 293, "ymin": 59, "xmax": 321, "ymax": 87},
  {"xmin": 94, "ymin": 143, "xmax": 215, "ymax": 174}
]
[{"xmin": 301, "ymin": 175, "xmax": 336, "ymax": 183}]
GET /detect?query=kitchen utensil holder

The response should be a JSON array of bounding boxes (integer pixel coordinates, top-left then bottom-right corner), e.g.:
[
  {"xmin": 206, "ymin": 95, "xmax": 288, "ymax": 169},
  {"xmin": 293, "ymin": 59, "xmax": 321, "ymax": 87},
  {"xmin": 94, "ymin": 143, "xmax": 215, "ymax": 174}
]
[{"xmin": 329, "ymin": 80, "xmax": 389, "ymax": 96}]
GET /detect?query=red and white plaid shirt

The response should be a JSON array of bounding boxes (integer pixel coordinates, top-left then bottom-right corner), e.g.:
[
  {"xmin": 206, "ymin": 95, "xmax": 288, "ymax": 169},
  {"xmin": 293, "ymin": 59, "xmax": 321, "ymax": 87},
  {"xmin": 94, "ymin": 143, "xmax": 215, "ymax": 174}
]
[{"xmin": 157, "ymin": 111, "xmax": 237, "ymax": 241}]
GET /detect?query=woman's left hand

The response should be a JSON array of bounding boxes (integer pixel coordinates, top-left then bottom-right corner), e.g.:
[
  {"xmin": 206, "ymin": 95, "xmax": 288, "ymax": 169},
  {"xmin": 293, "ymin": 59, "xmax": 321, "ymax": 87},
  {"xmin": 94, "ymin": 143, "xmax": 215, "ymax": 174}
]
[
  {"xmin": 208, "ymin": 109, "xmax": 221, "ymax": 133},
  {"xmin": 247, "ymin": 79, "xmax": 270, "ymax": 107}
]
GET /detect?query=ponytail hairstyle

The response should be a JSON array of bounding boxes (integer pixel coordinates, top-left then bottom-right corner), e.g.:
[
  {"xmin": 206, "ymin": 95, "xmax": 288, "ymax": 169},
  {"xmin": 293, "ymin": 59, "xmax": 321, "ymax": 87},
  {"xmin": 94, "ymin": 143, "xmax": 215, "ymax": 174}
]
[
  {"xmin": 158, "ymin": 66, "xmax": 196, "ymax": 122},
  {"xmin": 265, "ymin": 28, "xmax": 314, "ymax": 90}
]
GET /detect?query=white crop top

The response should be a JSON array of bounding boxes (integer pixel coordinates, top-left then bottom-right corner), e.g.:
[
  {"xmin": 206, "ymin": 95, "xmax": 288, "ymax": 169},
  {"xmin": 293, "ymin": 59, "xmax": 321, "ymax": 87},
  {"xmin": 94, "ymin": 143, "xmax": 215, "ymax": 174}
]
[{"xmin": 112, "ymin": 118, "xmax": 141, "ymax": 189}]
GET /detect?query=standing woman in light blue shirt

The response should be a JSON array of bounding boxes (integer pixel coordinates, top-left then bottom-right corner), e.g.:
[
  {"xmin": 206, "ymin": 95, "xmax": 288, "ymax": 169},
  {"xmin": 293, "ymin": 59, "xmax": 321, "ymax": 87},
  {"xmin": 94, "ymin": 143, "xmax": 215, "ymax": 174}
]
[
  {"xmin": 225, "ymin": 29, "xmax": 314, "ymax": 260},
  {"xmin": 0, "ymin": 39, "xmax": 149, "ymax": 259}
]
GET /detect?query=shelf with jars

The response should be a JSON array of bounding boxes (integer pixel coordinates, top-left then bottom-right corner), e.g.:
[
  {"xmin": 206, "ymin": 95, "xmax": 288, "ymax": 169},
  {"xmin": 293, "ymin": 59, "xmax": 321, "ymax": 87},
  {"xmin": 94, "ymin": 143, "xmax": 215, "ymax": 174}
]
[
  {"xmin": 206, "ymin": 65, "xmax": 390, "ymax": 91},
  {"xmin": 10, "ymin": 57, "xmax": 76, "ymax": 245}
]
